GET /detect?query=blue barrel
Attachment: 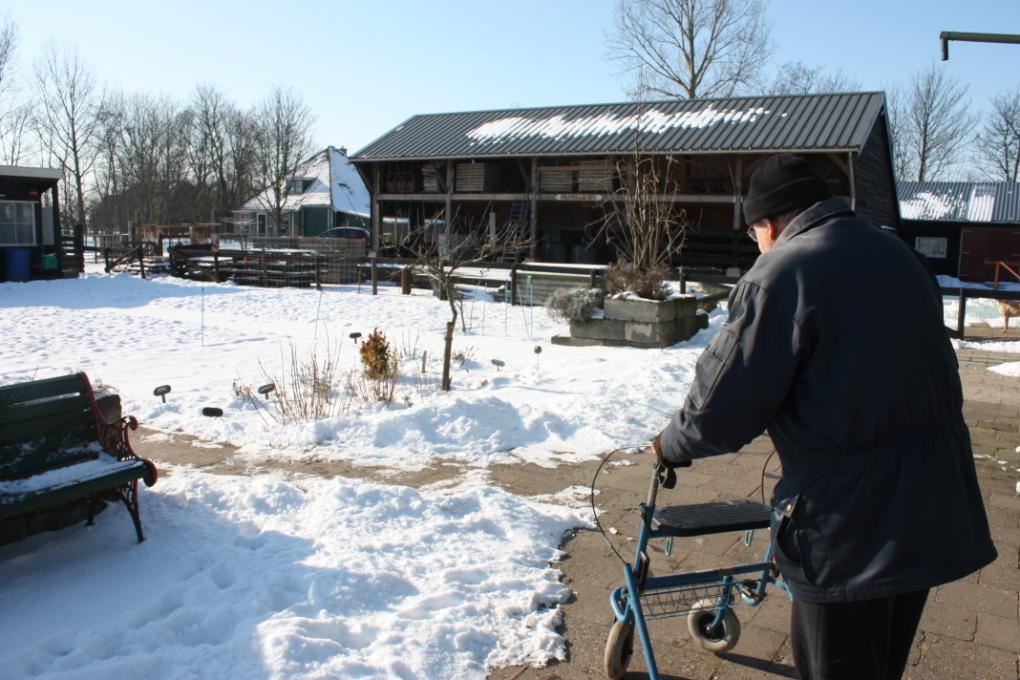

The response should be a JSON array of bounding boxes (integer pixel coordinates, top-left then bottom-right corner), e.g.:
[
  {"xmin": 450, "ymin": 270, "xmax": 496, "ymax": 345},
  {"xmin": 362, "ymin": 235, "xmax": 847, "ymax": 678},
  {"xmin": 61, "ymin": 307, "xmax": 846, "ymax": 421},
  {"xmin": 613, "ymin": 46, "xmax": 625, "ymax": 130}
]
[{"xmin": 4, "ymin": 247, "xmax": 31, "ymax": 282}]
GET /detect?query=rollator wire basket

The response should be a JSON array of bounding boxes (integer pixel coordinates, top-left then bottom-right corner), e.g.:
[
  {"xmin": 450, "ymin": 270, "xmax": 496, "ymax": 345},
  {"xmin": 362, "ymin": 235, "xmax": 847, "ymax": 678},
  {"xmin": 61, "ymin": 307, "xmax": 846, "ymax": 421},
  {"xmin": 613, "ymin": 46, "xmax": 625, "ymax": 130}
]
[{"xmin": 638, "ymin": 581, "xmax": 736, "ymax": 620}]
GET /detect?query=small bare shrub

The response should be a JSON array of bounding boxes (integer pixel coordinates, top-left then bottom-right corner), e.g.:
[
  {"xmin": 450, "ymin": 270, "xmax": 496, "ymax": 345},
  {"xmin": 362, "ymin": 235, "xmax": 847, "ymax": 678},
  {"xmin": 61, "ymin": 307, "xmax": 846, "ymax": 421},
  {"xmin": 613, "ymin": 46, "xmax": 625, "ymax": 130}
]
[
  {"xmin": 235, "ymin": 340, "xmax": 348, "ymax": 423},
  {"xmin": 451, "ymin": 345, "xmax": 477, "ymax": 368},
  {"xmin": 546, "ymin": 287, "xmax": 606, "ymax": 322},
  {"xmin": 605, "ymin": 259, "xmax": 670, "ymax": 300}
]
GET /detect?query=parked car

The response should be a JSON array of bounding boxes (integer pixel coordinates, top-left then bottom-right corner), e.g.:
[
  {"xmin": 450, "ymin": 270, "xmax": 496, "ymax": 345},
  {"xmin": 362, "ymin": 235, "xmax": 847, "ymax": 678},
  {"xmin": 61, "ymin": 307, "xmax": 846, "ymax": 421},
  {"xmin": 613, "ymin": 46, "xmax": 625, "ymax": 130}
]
[{"xmin": 320, "ymin": 226, "xmax": 371, "ymax": 244}]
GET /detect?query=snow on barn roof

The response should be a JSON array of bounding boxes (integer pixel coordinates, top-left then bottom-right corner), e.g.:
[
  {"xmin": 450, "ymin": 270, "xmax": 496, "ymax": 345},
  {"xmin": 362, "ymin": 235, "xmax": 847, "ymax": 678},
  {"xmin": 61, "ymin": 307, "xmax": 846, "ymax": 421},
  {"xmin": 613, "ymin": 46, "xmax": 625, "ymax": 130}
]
[
  {"xmin": 242, "ymin": 147, "xmax": 370, "ymax": 217},
  {"xmin": 898, "ymin": 181, "xmax": 1020, "ymax": 223},
  {"xmin": 351, "ymin": 92, "xmax": 887, "ymax": 161}
]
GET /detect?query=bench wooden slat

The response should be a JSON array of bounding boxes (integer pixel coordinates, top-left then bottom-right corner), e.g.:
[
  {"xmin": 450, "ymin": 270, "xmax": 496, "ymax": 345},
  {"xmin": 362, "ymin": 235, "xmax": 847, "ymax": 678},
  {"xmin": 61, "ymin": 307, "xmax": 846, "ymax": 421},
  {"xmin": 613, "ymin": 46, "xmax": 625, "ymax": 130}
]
[
  {"xmin": 0, "ymin": 374, "xmax": 87, "ymax": 406},
  {"xmin": 0, "ymin": 431, "xmax": 99, "ymax": 479},
  {"xmin": 0, "ymin": 392, "xmax": 91, "ymax": 427},
  {"xmin": 0, "ymin": 460, "xmax": 149, "ymax": 520},
  {"xmin": 0, "ymin": 409, "xmax": 95, "ymax": 449}
]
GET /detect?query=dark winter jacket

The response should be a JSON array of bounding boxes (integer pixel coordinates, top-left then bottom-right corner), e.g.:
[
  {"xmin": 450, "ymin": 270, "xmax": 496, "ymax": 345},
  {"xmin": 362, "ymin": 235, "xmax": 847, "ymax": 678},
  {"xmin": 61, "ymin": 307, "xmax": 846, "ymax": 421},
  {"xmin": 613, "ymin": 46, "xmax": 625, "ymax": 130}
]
[{"xmin": 659, "ymin": 197, "xmax": 997, "ymax": 603}]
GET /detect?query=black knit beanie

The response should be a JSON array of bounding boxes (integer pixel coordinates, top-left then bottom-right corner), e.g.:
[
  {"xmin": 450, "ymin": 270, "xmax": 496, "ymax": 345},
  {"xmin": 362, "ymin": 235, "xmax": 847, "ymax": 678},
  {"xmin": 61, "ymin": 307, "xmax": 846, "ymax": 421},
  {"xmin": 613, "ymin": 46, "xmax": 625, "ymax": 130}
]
[{"xmin": 742, "ymin": 154, "xmax": 834, "ymax": 225}]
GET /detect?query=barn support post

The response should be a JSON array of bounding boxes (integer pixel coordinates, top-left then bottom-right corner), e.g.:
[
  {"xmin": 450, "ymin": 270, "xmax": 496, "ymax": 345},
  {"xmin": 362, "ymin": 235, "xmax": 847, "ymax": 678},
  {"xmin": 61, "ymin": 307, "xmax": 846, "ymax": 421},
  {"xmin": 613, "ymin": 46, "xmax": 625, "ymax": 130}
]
[
  {"xmin": 371, "ymin": 165, "xmax": 381, "ymax": 253},
  {"xmin": 848, "ymin": 152, "xmax": 857, "ymax": 212},
  {"xmin": 529, "ymin": 157, "xmax": 539, "ymax": 260}
]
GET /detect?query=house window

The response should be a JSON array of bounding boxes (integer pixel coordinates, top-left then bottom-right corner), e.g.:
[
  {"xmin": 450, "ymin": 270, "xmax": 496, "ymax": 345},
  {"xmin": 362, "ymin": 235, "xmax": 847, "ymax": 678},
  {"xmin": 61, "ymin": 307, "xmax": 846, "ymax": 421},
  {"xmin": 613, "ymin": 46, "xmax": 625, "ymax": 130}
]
[
  {"xmin": 0, "ymin": 201, "xmax": 36, "ymax": 246},
  {"xmin": 286, "ymin": 178, "xmax": 313, "ymax": 194},
  {"xmin": 915, "ymin": 236, "xmax": 947, "ymax": 259}
]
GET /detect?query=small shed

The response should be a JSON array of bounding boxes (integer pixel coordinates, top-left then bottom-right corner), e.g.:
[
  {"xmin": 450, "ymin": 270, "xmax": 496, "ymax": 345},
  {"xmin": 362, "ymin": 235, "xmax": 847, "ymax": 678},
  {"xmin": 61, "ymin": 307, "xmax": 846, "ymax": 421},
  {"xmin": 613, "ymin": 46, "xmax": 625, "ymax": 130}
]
[
  {"xmin": 0, "ymin": 165, "xmax": 64, "ymax": 282},
  {"xmin": 898, "ymin": 181, "xmax": 1020, "ymax": 281}
]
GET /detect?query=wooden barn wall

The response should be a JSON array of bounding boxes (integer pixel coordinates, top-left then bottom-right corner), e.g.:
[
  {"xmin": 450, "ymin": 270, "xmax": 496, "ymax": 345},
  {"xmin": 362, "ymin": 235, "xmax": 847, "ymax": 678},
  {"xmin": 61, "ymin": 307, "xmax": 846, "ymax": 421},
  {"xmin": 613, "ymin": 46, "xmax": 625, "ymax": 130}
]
[
  {"xmin": 897, "ymin": 220, "xmax": 962, "ymax": 276},
  {"xmin": 854, "ymin": 115, "xmax": 899, "ymax": 228}
]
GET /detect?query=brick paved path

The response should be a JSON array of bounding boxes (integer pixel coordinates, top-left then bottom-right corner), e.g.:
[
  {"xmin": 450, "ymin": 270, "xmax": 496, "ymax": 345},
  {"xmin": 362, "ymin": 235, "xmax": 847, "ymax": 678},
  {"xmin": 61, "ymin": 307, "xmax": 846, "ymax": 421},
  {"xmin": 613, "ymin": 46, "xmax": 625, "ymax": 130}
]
[{"xmin": 492, "ymin": 347, "xmax": 1020, "ymax": 680}]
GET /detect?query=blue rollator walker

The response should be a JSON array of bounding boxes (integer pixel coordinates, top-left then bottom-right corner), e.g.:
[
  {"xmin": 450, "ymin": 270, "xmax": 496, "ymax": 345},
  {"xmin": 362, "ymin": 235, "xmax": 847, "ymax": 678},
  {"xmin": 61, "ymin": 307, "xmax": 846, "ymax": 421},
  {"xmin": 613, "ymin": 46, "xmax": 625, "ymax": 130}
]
[{"xmin": 603, "ymin": 462, "xmax": 789, "ymax": 679}]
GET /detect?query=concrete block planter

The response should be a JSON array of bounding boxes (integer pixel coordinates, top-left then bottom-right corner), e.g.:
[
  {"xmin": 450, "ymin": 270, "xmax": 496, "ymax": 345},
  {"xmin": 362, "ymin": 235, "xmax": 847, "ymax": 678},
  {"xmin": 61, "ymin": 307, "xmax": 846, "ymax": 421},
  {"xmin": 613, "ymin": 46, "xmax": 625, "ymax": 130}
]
[{"xmin": 554, "ymin": 295, "xmax": 707, "ymax": 348}]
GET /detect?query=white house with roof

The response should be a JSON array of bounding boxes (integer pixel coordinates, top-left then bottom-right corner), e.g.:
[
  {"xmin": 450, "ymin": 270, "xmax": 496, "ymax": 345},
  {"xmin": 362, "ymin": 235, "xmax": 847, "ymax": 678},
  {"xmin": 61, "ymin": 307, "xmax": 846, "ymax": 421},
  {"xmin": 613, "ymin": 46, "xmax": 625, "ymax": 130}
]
[{"xmin": 233, "ymin": 146, "xmax": 370, "ymax": 237}]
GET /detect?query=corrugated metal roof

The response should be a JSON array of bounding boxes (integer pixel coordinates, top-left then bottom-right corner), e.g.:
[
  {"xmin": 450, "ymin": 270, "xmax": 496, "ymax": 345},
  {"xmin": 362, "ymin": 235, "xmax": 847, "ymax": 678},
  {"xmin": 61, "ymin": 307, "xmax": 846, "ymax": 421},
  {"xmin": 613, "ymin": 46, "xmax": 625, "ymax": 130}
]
[
  {"xmin": 898, "ymin": 181, "xmax": 1020, "ymax": 223},
  {"xmin": 352, "ymin": 92, "xmax": 886, "ymax": 162}
]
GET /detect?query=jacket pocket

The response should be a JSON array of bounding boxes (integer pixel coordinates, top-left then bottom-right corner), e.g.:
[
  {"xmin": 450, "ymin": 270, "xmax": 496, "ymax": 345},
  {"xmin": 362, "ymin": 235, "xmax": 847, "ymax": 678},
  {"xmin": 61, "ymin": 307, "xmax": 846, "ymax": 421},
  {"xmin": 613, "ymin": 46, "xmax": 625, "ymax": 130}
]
[{"xmin": 771, "ymin": 492, "xmax": 816, "ymax": 586}]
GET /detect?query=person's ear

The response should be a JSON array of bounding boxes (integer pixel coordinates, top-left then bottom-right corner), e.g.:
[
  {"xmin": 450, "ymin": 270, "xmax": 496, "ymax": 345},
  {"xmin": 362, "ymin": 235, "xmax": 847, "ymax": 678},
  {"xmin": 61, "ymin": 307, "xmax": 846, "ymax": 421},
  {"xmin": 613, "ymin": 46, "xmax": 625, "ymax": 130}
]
[{"xmin": 765, "ymin": 218, "xmax": 780, "ymax": 241}]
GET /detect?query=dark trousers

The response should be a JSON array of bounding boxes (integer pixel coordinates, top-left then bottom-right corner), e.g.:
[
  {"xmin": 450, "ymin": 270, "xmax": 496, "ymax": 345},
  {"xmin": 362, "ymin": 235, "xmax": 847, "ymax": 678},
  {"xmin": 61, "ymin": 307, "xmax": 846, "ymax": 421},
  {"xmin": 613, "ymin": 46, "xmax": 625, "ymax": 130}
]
[{"xmin": 790, "ymin": 589, "xmax": 929, "ymax": 680}]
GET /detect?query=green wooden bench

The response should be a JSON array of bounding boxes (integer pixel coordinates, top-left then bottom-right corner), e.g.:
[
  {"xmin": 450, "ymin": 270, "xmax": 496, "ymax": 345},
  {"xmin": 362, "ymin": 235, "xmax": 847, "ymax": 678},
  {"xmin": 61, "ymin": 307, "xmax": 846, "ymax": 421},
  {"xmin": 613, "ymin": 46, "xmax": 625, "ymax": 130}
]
[{"xmin": 0, "ymin": 373, "xmax": 158, "ymax": 542}]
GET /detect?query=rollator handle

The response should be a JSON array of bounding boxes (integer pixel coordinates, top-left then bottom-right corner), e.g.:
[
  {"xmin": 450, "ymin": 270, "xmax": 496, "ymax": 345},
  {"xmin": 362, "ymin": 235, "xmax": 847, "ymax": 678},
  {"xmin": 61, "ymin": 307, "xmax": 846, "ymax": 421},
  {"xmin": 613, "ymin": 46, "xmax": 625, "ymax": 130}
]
[{"xmin": 656, "ymin": 463, "xmax": 677, "ymax": 490}]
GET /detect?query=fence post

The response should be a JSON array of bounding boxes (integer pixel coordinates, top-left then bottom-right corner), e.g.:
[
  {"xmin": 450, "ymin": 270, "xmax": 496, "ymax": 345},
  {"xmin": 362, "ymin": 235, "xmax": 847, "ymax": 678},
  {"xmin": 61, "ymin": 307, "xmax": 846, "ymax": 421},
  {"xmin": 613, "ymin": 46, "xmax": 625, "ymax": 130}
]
[
  {"xmin": 103, "ymin": 248, "xmax": 111, "ymax": 273},
  {"xmin": 401, "ymin": 265, "xmax": 412, "ymax": 295},
  {"xmin": 679, "ymin": 267, "xmax": 687, "ymax": 295},
  {"xmin": 510, "ymin": 265, "xmax": 518, "ymax": 306},
  {"xmin": 73, "ymin": 225, "xmax": 84, "ymax": 273},
  {"xmin": 371, "ymin": 256, "xmax": 378, "ymax": 295},
  {"xmin": 213, "ymin": 253, "xmax": 221, "ymax": 281},
  {"xmin": 315, "ymin": 256, "xmax": 321, "ymax": 290},
  {"xmin": 957, "ymin": 289, "xmax": 966, "ymax": 338},
  {"xmin": 138, "ymin": 247, "xmax": 146, "ymax": 279}
]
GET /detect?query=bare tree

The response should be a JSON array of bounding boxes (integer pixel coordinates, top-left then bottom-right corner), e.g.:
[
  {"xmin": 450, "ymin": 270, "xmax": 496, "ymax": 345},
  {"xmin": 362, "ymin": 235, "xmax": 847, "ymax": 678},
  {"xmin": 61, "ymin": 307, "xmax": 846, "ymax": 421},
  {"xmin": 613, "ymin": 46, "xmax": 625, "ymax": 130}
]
[
  {"xmin": 191, "ymin": 86, "xmax": 259, "ymax": 222},
  {"xmin": 250, "ymin": 87, "xmax": 313, "ymax": 235},
  {"xmin": 891, "ymin": 65, "xmax": 977, "ymax": 181},
  {"xmin": 606, "ymin": 0, "xmax": 770, "ymax": 100},
  {"xmin": 34, "ymin": 44, "xmax": 106, "ymax": 226},
  {"xmin": 763, "ymin": 61, "xmax": 859, "ymax": 96},
  {"xmin": 975, "ymin": 89, "xmax": 1020, "ymax": 183},
  {"xmin": 0, "ymin": 13, "xmax": 33, "ymax": 166},
  {"xmin": 590, "ymin": 154, "xmax": 689, "ymax": 299},
  {"xmin": 403, "ymin": 205, "xmax": 531, "ymax": 390},
  {"xmin": 0, "ymin": 12, "xmax": 16, "ymax": 98}
]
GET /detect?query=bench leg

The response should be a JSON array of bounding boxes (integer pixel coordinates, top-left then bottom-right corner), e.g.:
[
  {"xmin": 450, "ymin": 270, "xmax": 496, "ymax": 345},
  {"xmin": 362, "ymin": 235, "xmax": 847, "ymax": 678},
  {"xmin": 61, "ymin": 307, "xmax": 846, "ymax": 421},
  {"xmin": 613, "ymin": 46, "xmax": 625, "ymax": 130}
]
[
  {"xmin": 86, "ymin": 494, "xmax": 103, "ymax": 526},
  {"xmin": 113, "ymin": 480, "xmax": 145, "ymax": 543}
]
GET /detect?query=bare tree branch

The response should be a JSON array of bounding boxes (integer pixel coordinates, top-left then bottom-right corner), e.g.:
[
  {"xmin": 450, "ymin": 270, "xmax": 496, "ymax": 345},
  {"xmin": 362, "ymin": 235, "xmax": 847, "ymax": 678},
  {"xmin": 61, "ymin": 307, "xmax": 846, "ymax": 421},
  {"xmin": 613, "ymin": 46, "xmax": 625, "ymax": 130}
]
[
  {"xmin": 607, "ymin": 0, "xmax": 771, "ymax": 100},
  {"xmin": 975, "ymin": 89, "xmax": 1020, "ymax": 183},
  {"xmin": 890, "ymin": 65, "xmax": 977, "ymax": 181},
  {"xmin": 762, "ymin": 61, "xmax": 860, "ymax": 96}
]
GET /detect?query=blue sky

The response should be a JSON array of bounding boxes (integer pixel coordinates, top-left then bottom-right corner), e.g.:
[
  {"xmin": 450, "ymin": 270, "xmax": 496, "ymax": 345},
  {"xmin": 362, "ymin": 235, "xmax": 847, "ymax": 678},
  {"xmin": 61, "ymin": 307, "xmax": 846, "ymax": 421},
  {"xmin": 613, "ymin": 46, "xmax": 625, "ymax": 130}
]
[{"xmin": 7, "ymin": 1, "xmax": 1020, "ymax": 155}]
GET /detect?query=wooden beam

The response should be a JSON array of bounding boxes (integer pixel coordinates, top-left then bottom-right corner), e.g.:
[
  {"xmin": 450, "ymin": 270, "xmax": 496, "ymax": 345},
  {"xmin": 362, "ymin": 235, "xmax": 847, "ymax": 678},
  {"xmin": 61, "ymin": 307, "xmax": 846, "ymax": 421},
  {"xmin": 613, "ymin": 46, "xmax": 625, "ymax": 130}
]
[
  {"xmin": 847, "ymin": 152, "xmax": 857, "ymax": 211},
  {"xmin": 828, "ymin": 153, "xmax": 849, "ymax": 175},
  {"xmin": 529, "ymin": 158, "xmax": 539, "ymax": 260},
  {"xmin": 371, "ymin": 165, "xmax": 380, "ymax": 252},
  {"xmin": 445, "ymin": 160, "xmax": 454, "ymax": 226}
]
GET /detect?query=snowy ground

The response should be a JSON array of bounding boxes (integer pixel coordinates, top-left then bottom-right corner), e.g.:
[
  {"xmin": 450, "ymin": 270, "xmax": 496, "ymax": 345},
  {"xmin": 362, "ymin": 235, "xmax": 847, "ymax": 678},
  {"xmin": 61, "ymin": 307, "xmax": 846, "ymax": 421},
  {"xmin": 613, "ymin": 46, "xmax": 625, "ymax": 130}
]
[
  {"xmin": 2, "ymin": 267, "xmax": 1018, "ymax": 679},
  {"xmin": 0, "ymin": 267, "xmax": 716, "ymax": 679}
]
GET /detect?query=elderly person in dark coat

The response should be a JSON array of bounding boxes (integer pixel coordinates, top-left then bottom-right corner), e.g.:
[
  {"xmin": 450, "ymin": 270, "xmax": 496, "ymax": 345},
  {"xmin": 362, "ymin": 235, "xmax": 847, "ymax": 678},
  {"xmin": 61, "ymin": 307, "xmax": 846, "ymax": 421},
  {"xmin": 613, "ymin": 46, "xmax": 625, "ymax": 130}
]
[{"xmin": 653, "ymin": 154, "xmax": 996, "ymax": 680}]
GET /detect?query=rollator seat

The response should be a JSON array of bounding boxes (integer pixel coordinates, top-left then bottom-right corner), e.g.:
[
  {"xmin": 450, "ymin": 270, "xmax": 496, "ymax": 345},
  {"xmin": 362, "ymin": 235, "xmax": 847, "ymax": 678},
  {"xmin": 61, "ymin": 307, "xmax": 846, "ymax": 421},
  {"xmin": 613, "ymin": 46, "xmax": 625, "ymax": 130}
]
[{"xmin": 652, "ymin": 499, "xmax": 771, "ymax": 537}]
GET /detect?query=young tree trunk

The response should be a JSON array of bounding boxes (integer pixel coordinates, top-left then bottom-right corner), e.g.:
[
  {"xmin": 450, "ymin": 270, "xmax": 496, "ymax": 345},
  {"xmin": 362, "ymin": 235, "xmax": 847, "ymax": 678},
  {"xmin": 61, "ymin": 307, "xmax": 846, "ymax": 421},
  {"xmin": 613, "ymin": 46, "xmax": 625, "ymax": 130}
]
[{"xmin": 441, "ymin": 321, "xmax": 455, "ymax": 391}]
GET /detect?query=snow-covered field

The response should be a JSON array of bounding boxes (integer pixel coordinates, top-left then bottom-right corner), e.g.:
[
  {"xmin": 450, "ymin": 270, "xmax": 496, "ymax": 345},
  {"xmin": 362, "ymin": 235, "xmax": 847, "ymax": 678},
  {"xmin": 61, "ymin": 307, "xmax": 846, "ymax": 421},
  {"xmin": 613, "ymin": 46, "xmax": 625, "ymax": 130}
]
[
  {"xmin": 2, "ymin": 267, "xmax": 1018, "ymax": 679},
  {"xmin": 0, "ymin": 267, "xmax": 721, "ymax": 679}
]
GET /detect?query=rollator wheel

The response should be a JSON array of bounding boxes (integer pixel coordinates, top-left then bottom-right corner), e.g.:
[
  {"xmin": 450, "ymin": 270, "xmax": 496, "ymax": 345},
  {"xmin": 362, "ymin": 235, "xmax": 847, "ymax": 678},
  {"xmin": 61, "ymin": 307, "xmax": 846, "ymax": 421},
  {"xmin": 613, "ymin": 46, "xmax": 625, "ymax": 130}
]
[
  {"xmin": 603, "ymin": 620, "xmax": 635, "ymax": 679},
  {"xmin": 687, "ymin": 598, "xmax": 741, "ymax": 653}
]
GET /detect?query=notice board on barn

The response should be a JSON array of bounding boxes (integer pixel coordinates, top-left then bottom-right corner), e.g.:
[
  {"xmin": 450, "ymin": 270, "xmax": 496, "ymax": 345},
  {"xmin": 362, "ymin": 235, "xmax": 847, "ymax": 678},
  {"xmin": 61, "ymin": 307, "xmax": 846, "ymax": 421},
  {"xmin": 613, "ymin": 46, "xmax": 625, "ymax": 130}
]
[{"xmin": 959, "ymin": 227, "xmax": 1020, "ymax": 282}]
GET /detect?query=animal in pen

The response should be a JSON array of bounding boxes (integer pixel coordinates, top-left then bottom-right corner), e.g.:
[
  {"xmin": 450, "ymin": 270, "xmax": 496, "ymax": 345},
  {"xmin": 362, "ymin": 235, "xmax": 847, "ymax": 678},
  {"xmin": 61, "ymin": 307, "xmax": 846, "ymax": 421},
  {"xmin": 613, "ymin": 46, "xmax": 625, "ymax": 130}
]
[{"xmin": 998, "ymin": 299, "xmax": 1020, "ymax": 333}]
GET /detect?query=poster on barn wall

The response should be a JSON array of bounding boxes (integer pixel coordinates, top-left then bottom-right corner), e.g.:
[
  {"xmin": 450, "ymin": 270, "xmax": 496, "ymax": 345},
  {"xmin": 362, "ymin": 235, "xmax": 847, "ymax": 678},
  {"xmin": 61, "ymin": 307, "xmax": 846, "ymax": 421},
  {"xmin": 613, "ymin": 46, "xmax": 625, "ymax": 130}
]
[{"xmin": 915, "ymin": 236, "xmax": 948, "ymax": 259}]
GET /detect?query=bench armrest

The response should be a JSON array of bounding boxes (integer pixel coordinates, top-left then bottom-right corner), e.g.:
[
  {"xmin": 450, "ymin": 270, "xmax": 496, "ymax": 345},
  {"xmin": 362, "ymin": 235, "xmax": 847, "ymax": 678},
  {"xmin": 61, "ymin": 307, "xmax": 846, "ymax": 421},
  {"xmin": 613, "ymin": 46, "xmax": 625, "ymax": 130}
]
[{"xmin": 97, "ymin": 416, "xmax": 158, "ymax": 487}]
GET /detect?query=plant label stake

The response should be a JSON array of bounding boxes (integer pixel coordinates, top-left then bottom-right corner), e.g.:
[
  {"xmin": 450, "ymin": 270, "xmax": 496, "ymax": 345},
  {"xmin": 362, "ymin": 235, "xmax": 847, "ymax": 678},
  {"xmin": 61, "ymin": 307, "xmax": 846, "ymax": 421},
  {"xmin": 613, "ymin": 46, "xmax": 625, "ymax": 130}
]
[
  {"xmin": 153, "ymin": 385, "xmax": 172, "ymax": 403},
  {"xmin": 257, "ymin": 383, "xmax": 276, "ymax": 399},
  {"xmin": 534, "ymin": 345, "xmax": 542, "ymax": 373},
  {"xmin": 491, "ymin": 358, "xmax": 505, "ymax": 371},
  {"xmin": 349, "ymin": 332, "xmax": 362, "ymax": 344}
]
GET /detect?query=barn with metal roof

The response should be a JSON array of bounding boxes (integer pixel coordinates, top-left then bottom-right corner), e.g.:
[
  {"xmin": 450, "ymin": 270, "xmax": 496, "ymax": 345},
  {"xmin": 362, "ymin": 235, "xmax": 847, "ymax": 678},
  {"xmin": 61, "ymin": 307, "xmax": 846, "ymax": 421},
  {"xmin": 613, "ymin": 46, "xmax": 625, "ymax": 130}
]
[
  {"xmin": 898, "ymin": 181, "xmax": 1020, "ymax": 280},
  {"xmin": 351, "ymin": 92, "xmax": 898, "ymax": 271}
]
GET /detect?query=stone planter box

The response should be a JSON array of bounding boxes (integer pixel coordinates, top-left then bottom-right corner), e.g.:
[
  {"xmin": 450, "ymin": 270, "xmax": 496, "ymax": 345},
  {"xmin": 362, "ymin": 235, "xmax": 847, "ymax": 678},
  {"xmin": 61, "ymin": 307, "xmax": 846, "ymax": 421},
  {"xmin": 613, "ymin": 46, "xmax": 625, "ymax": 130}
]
[{"xmin": 553, "ymin": 295, "xmax": 708, "ymax": 348}]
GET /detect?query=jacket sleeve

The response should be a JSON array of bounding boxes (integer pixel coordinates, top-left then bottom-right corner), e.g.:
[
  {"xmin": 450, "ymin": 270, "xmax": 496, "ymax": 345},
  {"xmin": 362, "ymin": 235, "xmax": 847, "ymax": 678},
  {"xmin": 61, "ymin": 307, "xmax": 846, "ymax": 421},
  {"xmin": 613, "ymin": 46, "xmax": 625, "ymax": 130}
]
[{"xmin": 658, "ymin": 279, "xmax": 804, "ymax": 466}]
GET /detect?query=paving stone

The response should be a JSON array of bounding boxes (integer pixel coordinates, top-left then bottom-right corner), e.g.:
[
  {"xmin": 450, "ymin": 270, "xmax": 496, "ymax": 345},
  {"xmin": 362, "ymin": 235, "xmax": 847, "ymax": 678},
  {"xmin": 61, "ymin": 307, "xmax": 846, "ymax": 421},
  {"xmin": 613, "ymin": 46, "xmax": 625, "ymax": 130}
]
[
  {"xmin": 908, "ymin": 632, "xmax": 1018, "ymax": 680},
  {"xmin": 936, "ymin": 580, "xmax": 1019, "ymax": 619},
  {"xmin": 976, "ymin": 612, "xmax": 1020, "ymax": 653},
  {"xmin": 918, "ymin": 601, "xmax": 977, "ymax": 641}
]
